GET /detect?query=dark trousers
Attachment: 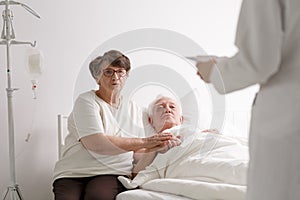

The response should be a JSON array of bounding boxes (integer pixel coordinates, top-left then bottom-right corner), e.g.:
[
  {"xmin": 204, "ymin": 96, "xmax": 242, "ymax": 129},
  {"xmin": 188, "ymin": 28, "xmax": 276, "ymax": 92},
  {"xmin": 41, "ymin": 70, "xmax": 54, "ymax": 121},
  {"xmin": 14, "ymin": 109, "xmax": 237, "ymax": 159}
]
[{"xmin": 53, "ymin": 175, "xmax": 127, "ymax": 200}]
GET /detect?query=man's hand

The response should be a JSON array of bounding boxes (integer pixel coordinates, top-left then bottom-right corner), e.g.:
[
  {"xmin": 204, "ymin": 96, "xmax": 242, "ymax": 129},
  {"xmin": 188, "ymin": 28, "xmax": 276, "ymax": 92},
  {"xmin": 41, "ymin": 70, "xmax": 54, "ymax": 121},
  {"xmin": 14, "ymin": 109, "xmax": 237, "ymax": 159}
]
[
  {"xmin": 201, "ymin": 128, "xmax": 220, "ymax": 134},
  {"xmin": 158, "ymin": 136, "xmax": 182, "ymax": 154}
]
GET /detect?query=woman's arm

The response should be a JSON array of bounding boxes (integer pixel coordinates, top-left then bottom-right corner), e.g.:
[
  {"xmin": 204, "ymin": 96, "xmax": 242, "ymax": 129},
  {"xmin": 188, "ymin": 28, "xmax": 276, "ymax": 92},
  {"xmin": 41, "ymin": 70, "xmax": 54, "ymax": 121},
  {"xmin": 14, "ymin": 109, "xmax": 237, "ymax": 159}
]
[{"xmin": 80, "ymin": 132, "xmax": 173, "ymax": 155}]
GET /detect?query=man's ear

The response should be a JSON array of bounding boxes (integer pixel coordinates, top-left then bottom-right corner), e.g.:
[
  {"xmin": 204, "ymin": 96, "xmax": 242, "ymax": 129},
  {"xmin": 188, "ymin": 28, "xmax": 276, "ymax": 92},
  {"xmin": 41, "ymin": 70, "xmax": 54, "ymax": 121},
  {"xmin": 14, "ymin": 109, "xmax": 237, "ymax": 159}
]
[
  {"xmin": 180, "ymin": 116, "xmax": 184, "ymax": 123},
  {"xmin": 148, "ymin": 117, "xmax": 153, "ymax": 125}
]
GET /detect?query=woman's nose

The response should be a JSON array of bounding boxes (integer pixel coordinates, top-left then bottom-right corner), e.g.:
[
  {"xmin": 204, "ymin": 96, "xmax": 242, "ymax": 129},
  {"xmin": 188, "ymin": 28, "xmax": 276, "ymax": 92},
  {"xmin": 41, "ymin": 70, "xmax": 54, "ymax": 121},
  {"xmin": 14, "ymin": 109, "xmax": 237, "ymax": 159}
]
[{"xmin": 112, "ymin": 72, "xmax": 120, "ymax": 80}]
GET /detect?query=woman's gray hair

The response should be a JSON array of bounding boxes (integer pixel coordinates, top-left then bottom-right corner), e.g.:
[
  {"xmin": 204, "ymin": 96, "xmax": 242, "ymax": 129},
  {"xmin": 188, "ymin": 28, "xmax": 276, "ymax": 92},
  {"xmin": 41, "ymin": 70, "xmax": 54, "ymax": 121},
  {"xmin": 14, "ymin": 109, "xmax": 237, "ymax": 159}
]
[
  {"xmin": 89, "ymin": 50, "xmax": 131, "ymax": 81},
  {"xmin": 148, "ymin": 94, "xmax": 182, "ymax": 117}
]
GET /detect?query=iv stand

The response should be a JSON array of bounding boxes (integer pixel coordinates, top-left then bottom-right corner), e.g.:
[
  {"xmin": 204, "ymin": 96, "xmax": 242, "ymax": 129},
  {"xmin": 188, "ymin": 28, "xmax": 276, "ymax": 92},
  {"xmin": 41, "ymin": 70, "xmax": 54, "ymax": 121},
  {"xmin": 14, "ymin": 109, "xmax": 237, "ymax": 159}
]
[{"xmin": 0, "ymin": 1, "xmax": 40, "ymax": 200}]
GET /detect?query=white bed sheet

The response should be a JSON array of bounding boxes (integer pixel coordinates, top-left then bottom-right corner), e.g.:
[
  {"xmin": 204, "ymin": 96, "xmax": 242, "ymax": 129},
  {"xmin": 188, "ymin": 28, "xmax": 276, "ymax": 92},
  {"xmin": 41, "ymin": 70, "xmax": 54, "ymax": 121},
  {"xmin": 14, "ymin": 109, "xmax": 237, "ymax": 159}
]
[
  {"xmin": 117, "ymin": 178, "xmax": 246, "ymax": 200},
  {"xmin": 116, "ymin": 189, "xmax": 193, "ymax": 200},
  {"xmin": 118, "ymin": 129, "xmax": 248, "ymax": 200}
]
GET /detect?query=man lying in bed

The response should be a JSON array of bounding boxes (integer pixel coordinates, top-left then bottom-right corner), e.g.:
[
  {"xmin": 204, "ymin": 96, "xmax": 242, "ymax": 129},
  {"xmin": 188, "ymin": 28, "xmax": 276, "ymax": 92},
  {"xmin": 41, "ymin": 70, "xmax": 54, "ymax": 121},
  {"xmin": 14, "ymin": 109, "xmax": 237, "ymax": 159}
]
[
  {"xmin": 118, "ymin": 97, "xmax": 249, "ymax": 199},
  {"xmin": 117, "ymin": 95, "xmax": 249, "ymax": 198}
]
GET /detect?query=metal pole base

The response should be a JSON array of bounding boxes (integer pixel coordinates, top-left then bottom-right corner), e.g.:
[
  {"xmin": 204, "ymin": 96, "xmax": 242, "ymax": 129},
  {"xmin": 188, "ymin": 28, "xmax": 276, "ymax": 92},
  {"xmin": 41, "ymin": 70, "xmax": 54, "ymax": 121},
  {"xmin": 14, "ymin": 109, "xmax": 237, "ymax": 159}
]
[{"xmin": 2, "ymin": 184, "xmax": 24, "ymax": 200}]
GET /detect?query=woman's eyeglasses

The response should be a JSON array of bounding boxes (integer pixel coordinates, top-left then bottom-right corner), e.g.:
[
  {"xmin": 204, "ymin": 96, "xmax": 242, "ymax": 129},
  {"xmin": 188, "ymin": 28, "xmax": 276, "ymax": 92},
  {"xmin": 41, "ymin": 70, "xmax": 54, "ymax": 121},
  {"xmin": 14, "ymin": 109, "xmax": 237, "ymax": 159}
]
[{"xmin": 102, "ymin": 69, "xmax": 127, "ymax": 77}]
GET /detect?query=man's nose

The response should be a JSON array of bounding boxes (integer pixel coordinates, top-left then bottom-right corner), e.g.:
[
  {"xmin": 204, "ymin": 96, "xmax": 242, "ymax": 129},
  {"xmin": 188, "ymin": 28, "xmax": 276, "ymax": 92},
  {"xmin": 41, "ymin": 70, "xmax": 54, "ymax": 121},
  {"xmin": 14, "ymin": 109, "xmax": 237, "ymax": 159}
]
[{"xmin": 165, "ymin": 106, "xmax": 172, "ymax": 113}]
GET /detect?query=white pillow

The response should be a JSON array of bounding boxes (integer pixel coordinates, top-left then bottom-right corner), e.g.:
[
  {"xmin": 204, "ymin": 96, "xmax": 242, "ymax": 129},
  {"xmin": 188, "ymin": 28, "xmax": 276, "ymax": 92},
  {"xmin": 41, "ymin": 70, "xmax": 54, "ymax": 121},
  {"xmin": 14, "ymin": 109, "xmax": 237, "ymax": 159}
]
[
  {"xmin": 180, "ymin": 88, "xmax": 212, "ymax": 130},
  {"xmin": 142, "ymin": 107, "xmax": 156, "ymax": 136}
]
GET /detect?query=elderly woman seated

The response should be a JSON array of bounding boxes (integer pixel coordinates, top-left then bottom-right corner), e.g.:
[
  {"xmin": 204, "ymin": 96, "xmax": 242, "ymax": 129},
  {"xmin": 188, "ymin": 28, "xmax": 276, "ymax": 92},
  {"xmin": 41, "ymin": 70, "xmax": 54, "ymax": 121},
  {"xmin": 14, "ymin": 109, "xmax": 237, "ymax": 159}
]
[{"xmin": 117, "ymin": 95, "xmax": 249, "ymax": 200}]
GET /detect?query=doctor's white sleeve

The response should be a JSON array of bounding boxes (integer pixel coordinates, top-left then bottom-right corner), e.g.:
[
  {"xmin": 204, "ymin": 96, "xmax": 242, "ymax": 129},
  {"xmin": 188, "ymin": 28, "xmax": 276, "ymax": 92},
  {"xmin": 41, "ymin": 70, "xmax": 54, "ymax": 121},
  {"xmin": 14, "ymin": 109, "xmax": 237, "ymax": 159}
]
[{"xmin": 210, "ymin": 0, "xmax": 284, "ymax": 94}]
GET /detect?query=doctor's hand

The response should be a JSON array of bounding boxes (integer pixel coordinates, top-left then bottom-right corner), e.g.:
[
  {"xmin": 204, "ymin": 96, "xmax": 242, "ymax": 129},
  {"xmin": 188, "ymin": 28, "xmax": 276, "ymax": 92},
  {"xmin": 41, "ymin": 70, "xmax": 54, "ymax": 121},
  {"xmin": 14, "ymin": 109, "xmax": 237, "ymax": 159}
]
[{"xmin": 195, "ymin": 57, "xmax": 217, "ymax": 83}]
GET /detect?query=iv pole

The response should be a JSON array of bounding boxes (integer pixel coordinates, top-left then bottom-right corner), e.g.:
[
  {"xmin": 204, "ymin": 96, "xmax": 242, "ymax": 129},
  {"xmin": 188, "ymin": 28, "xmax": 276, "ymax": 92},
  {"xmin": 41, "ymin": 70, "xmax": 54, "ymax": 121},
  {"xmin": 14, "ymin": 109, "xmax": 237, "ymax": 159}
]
[{"xmin": 0, "ymin": 1, "xmax": 40, "ymax": 200}]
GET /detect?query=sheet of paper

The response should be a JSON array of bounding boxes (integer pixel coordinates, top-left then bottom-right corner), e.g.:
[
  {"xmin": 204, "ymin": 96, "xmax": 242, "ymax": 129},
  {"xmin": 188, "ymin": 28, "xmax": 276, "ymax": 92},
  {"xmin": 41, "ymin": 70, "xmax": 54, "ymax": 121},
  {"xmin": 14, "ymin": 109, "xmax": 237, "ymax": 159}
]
[{"xmin": 185, "ymin": 55, "xmax": 216, "ymax": 62}]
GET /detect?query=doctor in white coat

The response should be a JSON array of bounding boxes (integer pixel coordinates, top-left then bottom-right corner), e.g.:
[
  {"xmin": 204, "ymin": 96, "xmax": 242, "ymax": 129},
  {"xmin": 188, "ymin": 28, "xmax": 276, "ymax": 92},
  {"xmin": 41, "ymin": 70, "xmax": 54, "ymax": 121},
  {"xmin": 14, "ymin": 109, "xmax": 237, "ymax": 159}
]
[{"xmin": 195, "ymin": 0, "xmax": 300, "ymax": 199}]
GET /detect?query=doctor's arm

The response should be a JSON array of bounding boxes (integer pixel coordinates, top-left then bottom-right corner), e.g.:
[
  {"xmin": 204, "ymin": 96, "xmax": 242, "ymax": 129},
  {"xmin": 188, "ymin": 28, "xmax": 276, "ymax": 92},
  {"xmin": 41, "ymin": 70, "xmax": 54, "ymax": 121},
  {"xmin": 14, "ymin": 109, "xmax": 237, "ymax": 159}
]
[{"xmin": 196, "ymin": 0, "xmax": 284, "ymax": 94}]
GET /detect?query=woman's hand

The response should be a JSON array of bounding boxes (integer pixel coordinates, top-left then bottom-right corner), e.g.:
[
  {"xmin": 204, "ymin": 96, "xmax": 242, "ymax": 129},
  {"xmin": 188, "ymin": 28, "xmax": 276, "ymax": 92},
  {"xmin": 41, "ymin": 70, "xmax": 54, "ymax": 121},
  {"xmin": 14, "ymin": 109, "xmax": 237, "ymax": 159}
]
[
  {"xmin": 144, "ymin": 134, "xmax": 182, "ymax": 154},
  {"xmin": 142, "ymin": 133, "xmax": 173, "ymax": 149},
  {"xmin": 157, "ymin": 136, "xmax": 182, "ymax": 154}
]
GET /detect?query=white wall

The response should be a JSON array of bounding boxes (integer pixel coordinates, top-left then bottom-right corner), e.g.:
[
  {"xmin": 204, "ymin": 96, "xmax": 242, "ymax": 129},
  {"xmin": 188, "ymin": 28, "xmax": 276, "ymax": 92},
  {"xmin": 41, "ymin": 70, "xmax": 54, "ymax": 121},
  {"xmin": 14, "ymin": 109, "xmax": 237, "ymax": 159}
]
[{"xmin": 0, "ymin": 0, "xmax": 257, "ymax": 199}]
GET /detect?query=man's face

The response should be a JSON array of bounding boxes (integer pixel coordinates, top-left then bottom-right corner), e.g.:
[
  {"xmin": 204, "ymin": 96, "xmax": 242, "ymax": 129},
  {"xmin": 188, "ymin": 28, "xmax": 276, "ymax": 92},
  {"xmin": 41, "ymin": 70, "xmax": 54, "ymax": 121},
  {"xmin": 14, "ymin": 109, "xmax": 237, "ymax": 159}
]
[{"xmin": 149, "ymin": 97, "xmax": 183, "ymax": 132}]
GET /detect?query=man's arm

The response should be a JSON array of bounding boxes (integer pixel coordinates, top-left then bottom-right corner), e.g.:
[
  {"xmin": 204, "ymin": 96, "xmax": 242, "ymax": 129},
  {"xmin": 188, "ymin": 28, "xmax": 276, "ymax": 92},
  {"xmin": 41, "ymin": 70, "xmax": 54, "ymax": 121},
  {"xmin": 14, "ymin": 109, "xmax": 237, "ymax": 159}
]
[
  {"xmin": 132, "ymin": 136, "xmax": 182, "ymax": 177},
  {"xmin": 132, "ymin": 151, "xmax": 158, "ymax": 178}
]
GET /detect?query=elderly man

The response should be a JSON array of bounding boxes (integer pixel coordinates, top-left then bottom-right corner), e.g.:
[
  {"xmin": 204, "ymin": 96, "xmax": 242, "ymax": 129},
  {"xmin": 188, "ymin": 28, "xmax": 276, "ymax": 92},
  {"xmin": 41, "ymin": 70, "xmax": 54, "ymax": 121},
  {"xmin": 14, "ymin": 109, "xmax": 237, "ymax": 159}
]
[
  {"xmin": 117, "ymin": 95, "xmax": 248, "ymax": 200},
  {"xmin": 131, "ymin": 95, "xmax": 184, "ymax": 176}
]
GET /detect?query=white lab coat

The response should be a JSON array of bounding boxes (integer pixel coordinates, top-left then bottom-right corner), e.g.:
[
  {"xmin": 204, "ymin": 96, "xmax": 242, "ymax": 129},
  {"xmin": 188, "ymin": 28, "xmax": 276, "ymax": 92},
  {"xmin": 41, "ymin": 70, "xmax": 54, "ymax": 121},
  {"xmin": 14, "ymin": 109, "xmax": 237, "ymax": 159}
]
[{"xmin": 209, "ymin": 0, "xmax": 300, "ymax": 199}]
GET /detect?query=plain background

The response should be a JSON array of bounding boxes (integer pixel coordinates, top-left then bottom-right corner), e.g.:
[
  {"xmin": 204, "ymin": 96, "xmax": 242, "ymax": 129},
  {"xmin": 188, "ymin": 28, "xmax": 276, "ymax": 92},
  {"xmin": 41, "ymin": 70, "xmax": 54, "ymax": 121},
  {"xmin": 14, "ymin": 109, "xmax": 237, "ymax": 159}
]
[{"xmin": 0, "ymin": 0, "xmax": 257, "ymax": 199}]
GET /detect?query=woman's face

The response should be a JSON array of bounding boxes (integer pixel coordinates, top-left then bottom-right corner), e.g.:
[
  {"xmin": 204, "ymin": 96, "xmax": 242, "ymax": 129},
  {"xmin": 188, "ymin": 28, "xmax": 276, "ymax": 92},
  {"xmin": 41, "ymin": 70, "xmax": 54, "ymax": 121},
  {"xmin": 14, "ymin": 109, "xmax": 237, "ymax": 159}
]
[{"xmin": 98, "ymin": 65, "xmax": 128, "ymax": 93}]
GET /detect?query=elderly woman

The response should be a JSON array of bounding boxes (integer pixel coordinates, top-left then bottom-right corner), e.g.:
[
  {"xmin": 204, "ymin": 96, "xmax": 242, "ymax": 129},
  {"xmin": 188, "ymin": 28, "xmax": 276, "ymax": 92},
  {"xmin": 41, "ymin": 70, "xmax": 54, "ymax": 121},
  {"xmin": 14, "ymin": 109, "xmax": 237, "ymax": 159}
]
[{"xmin": 52, "ymin": 50, "xmax": 172, "ymax": 200}]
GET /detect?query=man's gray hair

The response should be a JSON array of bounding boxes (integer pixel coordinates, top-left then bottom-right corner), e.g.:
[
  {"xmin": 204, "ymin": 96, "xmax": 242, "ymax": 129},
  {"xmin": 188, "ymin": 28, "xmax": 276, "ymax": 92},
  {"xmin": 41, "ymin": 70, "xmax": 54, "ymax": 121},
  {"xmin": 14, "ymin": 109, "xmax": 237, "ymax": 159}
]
[
  {"xmin": 89, "ymin": 50, "xmax": 130, "ymax": 82},
  {"xmin": 148, "ymin": 94, "xmax": 182, "ymax": 117}
]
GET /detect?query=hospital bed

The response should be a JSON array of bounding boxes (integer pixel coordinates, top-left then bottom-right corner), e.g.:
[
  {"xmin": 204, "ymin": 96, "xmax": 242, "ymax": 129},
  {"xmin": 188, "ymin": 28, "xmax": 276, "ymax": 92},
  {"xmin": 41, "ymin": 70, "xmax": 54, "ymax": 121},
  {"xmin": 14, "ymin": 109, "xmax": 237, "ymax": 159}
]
[{"xmin": 57, "ymin": 109, "xmax": 250, "ymax": 200}]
